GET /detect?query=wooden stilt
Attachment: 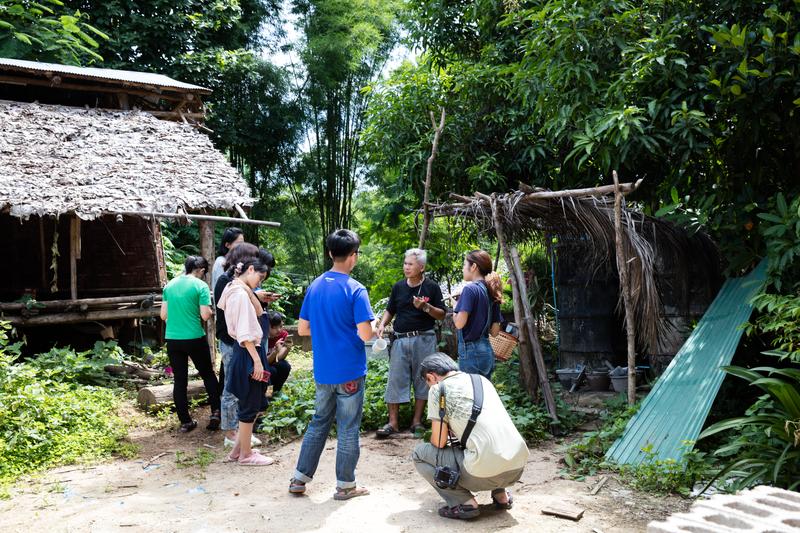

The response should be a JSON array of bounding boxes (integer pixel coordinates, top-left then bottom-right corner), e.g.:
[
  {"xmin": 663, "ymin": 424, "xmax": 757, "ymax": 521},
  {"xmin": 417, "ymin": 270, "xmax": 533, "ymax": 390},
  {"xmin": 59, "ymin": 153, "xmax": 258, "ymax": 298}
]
[
  {"xmin": 39, "ymin": 216, "xmax": 47, "ymax": 289},
  {"xmin": 69, "ymin": 216, "xmax": 81, "ymax": 300},
  {"xmin": 612, "ymin": 171, "xmax": 637, "ymax": 405}
]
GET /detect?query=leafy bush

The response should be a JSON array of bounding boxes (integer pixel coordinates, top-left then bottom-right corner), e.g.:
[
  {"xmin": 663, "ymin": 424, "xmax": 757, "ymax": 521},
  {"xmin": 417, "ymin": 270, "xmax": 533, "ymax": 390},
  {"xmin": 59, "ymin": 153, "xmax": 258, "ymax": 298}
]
[
  {"xmin": 619, "ymin": 444, "xmax": 710, "ymax": 496},
  {"xmin": 0, "ymin": 324, "xmax": 127, "ymax": 486},
  {"xmin": 699, "ymin": 363, "xmax": 800, "ymax": 491},
  {"xmin": 25, "ymin": 341, "xmax": 125, "ymax": 386},
  {"xmin": 493, "ymin": 357, "xmax": 553, "ymax": 443}
]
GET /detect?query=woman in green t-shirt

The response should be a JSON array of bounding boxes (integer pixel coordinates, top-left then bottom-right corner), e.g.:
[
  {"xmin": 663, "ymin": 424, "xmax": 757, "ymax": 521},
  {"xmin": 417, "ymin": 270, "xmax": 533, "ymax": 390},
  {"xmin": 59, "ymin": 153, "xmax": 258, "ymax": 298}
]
[{"xmin": 161, "ymin": 256, "xmax": 221, "ymax": 433}]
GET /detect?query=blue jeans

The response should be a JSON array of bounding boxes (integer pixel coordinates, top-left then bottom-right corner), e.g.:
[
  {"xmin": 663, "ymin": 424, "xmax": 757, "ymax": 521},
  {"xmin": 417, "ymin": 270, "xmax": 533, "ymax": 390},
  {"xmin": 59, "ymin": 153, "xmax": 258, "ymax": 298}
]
[
  {"xmin": 219, "ymin": 340, "xmax": 239, "ymax": 431},
  {"xmin": 457, "ymin": 330, "xmax": 495, "ymax": 380},
  {"xmin": 293, "ymin": 376, "xmax": 365, "ymax": 489}
]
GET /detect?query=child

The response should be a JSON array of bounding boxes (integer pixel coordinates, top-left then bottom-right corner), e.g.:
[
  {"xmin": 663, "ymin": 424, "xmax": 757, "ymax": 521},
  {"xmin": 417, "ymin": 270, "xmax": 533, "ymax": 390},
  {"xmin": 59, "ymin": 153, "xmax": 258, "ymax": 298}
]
[{"xmin": 265, "ymin": 311, "xmax": 292, "ymax": 397}]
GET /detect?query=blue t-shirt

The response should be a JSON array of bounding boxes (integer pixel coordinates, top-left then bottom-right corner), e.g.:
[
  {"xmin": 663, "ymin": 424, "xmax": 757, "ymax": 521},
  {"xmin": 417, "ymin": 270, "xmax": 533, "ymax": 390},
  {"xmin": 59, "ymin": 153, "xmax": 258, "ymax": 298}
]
[
  {"xmin": 454, "ymin": 281, "xmax": 503, "ymax": 341},
  {"xmin": 299, "ymin": 271, "xmax": 375, "ymax": 384}
]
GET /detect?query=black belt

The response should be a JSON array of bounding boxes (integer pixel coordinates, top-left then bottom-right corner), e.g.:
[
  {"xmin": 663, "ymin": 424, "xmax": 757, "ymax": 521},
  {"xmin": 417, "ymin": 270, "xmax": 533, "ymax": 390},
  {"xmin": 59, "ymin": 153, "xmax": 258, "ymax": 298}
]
[{"xmin": 393, "ymin": 330, "xmax": 435, "ymax": 339}]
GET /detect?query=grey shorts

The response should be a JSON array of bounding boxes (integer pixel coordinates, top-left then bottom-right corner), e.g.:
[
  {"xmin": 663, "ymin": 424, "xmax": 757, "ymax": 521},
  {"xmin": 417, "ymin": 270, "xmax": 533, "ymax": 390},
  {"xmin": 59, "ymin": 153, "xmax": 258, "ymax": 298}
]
[{"xmin": 385, "ymin": 331, "xmax": 438, "ymax": 403}]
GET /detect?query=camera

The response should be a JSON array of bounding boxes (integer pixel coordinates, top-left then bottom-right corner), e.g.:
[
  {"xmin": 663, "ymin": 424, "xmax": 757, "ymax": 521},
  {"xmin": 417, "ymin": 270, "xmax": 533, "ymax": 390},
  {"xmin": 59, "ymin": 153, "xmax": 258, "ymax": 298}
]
[{"xmin": 433, "ymin": 466, "xmax": 460, "ymax": 489}]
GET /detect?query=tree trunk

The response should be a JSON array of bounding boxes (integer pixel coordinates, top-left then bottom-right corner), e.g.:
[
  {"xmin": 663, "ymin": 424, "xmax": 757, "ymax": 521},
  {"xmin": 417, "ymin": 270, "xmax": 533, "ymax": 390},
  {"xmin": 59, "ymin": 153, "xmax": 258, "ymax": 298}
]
[
  {"xmin": 419, "ymin": 108, "xmax": 446, "ymax": 249},
  {"xmin": 612, "ymin": 171, "xmax": 637, "ymax": 405},
  {"xmin": 137, "ymin": 380, "xmax": 207, "ymax": 410}
]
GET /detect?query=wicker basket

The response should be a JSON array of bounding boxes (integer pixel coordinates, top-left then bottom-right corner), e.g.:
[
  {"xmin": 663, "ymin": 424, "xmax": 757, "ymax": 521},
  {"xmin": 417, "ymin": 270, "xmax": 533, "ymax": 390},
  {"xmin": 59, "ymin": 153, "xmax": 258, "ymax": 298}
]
[{"xmin": 489, "ymin": 331, "xmax": 518, "ymax": 361}]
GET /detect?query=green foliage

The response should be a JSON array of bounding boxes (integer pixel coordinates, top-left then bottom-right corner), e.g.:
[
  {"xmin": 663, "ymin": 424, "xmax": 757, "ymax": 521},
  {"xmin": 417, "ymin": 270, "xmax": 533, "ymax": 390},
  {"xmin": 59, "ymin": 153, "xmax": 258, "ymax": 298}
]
[
  {"xmin": 175, "ymin": 449, "xmax": 216, "ymax": 471},
  {"xmin": 619, "ymin": 444, "xmax": 710, "ymax": 496},
  {"xmin": 699, "ymin": 362, "xmax": 800, "ymax": 491},
  {"xmin": 0, "ymin": 323, "xmax": 127, "ymax": 486},
  {"xmin": 564, "ymin": 394, "xmax": 639, "ymax": 478},
  {"xmin": 26, "ymin": 341, "xmax": 125, "ymax": 386},
  {"xmin": 0, "ymin": 0, "xmax": 108, "ymax": 64},
  {"xmin": 489, "ymin": 356, "xmax": 553, "ymax": 443}
]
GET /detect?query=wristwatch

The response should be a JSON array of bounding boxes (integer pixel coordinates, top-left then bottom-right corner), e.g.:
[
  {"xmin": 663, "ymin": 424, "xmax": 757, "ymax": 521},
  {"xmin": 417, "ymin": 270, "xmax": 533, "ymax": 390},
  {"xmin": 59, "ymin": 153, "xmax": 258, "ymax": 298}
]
[{"xmin": 423, "ymin": 303, "xmax": 432, "ymax": 313}]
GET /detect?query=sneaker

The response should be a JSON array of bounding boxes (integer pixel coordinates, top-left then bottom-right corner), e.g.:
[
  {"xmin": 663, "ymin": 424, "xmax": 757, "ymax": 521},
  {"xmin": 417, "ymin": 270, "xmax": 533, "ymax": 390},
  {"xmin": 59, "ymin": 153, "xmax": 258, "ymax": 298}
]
[
  {"xmin": 238, "ymin": 450, "xmax": 274, "ymax": 466},
  {"xmin": 224, "ymin": 435, "xmax": 262, "ymax": 448}
]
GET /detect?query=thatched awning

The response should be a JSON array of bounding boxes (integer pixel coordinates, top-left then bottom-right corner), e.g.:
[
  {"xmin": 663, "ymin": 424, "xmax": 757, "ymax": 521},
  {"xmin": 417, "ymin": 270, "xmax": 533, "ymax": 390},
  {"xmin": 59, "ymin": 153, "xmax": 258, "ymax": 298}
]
[
  {"xmin": 431, "ymin": 183, "xmax": 719, "ymax": 354},
  {"xmin": 0, "ymin": 100, "xmax": 254, "ymax": 220}
]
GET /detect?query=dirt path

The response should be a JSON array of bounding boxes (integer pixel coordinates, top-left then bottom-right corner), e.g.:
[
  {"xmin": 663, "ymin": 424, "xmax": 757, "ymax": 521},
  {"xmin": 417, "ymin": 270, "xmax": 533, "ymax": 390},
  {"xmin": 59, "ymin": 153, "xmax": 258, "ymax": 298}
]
[{"xmin": 0, "ymin": 411, "xmax": 689, "ymax": 533}]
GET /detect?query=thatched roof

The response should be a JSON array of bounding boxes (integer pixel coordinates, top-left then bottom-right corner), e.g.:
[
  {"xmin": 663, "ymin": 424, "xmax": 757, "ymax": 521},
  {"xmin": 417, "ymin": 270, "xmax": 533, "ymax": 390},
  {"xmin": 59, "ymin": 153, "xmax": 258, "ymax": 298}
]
[
  {"xmin": 0, "ymin": 100, "xmax": 253, "ymax": 220},
  {"xmin": 432, "ymin": 184, "xmax": 719, "ymax": 354}
]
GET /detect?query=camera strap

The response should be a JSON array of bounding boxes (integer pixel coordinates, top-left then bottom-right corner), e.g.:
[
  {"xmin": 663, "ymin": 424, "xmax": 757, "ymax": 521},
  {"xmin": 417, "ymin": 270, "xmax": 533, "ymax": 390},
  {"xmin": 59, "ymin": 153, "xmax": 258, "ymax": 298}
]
[{"xmin": 458, "ymin": 374, "xmax": 484, "ymax": 451}]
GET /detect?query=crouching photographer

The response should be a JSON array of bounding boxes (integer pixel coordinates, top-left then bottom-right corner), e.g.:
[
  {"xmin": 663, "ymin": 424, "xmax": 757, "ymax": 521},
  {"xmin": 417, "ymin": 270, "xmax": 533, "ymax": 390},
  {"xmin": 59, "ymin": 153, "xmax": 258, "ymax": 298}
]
[{"xmin": 412, "ymin": 353, "xmax": 529, "ymax": 520}]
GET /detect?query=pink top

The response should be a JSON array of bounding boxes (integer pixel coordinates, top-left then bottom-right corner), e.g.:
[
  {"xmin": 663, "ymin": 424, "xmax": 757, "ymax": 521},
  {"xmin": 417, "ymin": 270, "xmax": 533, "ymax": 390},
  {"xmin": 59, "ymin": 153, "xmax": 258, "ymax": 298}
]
[{"xmin": 217, "ymin": 281, "xmax": 263, "ymax": 346}]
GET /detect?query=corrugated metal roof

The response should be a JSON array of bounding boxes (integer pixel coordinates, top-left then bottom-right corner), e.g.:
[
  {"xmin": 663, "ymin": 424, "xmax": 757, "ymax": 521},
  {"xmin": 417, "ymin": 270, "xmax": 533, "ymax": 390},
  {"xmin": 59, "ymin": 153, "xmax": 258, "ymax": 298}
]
[
  {"xmin": 605, "ymin": 259, "xmax": 768, "ymax": 465},
  {"xmin": 0, "ymin": 57, "xmax": 211, "ymax": 94}
]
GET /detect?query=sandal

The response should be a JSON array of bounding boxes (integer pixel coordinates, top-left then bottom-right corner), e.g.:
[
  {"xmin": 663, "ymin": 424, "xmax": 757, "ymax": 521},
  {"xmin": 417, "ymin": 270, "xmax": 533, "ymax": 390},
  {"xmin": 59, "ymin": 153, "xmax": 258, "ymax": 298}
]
[
  {"xmin": 376, "ymin": 423, "xmax": 399, "ymax": 439},
  {"xmin": 409, "ymin": 423, "xmax": 425, "ymax": 436},
  {"xmin": 491, "ymin": 489, "xmax": 513, "ymax": 510},
  {"xmin": 438, "ymin": 504, "xmax": 480, "ymax": 520},
  {"xmin": 206, "ymin": 410, "xmax": 221, "ymax": 431},
  {"xmin": 179, "ymin": 420, "xmax": 197, "ymax": 433},
  {"xmin": 333, "ymin": 486, "xmax": 369, "ymax": 501},
  {"xmin": 238, "ymin": 450, "xmax": 274, "ymax": 466},
  {"xmin": 288, "ymin": 478, "xmax": 307, "ymax": 494}
]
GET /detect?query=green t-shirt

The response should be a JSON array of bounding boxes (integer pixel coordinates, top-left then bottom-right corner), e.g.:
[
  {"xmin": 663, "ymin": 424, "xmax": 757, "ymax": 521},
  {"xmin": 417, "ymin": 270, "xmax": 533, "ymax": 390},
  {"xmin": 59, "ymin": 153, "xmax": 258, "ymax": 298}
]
[{"xmin": 163, "ymin": 275, "xmax": 211, "ymax": 340}]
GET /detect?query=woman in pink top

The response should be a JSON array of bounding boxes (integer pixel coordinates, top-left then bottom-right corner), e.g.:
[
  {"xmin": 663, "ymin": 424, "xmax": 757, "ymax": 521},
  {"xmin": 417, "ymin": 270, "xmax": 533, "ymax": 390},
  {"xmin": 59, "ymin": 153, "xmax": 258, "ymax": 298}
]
[{"xmin": 217, "ymin": 256, "xmax": 274, "ymax": 466}]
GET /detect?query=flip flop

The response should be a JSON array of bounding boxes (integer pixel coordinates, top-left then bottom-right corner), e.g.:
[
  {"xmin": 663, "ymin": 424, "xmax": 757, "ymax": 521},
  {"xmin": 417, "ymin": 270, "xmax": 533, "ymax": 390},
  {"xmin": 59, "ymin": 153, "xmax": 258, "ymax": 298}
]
[
  {"xmin": 376, "ymin": 423, "xmax": 399, "ymax": 439},
  {"xmin": 206, "ymin": 410, "xmax": 221, "ymax": 431},
  {"xmin": 438, "ymin": 504, "xmax": 480, "ymax": 520},
  {"xmin": 333, "ymin": 486, "xmax": 369, "ymax": 501}
]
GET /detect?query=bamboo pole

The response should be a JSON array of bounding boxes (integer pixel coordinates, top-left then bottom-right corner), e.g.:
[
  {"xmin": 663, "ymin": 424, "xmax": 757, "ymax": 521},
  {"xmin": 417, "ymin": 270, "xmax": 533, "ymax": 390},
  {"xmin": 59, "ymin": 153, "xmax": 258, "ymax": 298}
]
[
  {"xmin": 114, "ymin": 210, "xmax": 280, "ymax": 228},
  {"xmin": 418, "ymin": 108, "xmax": 446, "ymax": 249},
  {"xmin": 39, "ymin": 217, "xmax": 47, "ymax": 289},
  {"xmin": 612, "ymin": 170, "xmax": 637, "ymax": 405}
]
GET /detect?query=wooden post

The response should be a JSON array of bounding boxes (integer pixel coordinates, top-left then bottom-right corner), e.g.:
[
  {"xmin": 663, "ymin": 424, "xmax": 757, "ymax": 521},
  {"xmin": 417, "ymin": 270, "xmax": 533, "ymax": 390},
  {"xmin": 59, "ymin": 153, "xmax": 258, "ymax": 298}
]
[
  {"xmin": 199, "ymin": 220, "xmax": 217, "ymax": 365},
  {"xmin": 488, "ymin": 196, "xmax": 559, "ymax": 423},
  {"xmin": 39, "ymin": 216, "xmax": 47, "ymax": 289},
  {"xmin": 510, "ymin": 246, "xmax": 559, "ymax": 424},
  {"xmin": 69, "ymin": 215, "xmax": 81, "ymax": 300},
  {"xmin": 151, "ymin": 220, "xmax": 168, "ymax": 287},
  {"xmin": 419, "ymin": 108, "xmax": 446, "ymax": 249},
  {"xmin": 490, "ymin": 201, "xmax": 538, "ymax": 398},
  {"xmin": 613, "ymin": 170, "xmax": 637, "ymax": 405}
]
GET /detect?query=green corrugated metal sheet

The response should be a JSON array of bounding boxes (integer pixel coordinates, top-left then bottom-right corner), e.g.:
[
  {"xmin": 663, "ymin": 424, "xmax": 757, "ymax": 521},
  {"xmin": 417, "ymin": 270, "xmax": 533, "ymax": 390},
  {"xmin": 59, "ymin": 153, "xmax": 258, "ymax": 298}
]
[{"xmin": 605, "ymin": 260, "xmax": 767, "ymax": 465}]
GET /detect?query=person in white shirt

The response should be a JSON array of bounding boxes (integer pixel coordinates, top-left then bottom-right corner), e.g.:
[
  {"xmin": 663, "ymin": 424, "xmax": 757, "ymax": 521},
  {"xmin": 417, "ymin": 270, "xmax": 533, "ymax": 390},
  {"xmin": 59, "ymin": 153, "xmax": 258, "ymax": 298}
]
[{"xmin": 412, "ymin": 353, "xmax": 529, "ymax": 520}]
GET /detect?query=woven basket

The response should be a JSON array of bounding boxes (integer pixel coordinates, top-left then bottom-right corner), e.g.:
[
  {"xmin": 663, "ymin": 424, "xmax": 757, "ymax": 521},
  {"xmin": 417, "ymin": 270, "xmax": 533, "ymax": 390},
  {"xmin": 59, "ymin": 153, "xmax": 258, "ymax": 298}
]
[{"xmin": 489, "ymin": 331, "xmax": 518, "ymax": 362}]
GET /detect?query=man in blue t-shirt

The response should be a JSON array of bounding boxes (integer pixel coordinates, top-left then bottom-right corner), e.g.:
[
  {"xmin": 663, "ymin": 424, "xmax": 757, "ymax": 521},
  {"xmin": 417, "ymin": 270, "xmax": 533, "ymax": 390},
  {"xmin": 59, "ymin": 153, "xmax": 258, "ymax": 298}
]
[{"xmin": 290, "ymin": 229, "xmax": 375, "ymax": 501}]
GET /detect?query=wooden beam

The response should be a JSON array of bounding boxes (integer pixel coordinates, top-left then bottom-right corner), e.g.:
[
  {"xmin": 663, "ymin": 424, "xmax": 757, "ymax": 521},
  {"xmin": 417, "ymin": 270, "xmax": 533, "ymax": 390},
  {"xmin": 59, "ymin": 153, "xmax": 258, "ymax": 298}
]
[
  {"xmin": 69, "ymin": 216, "xmax": 80, "ymax": 300},
  {"xmin": 144, "ymin": 110, "xmax": 205, "ymax": 120},
  {"xmin": 114, "ymin": 210, "xmax": 280, "ymax": 228},
  {"xmin": 3, "ymin": 307, "xmax": 160, "ymax": 326},
  {"xmin": 521, "ymin": 180, "xmax": 642, "ymax": 200},
  {"xmin": 613, "ymin": 170, "xmax": 638, "ymax": 404},
  {"xmin": 0, "ymin": 294, "xmax": 161, "ymax": 312}
]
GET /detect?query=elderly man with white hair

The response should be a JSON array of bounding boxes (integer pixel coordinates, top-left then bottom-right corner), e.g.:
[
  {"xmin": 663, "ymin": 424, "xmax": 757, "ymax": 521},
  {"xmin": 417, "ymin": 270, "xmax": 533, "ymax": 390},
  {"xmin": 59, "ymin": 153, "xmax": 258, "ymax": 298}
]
[{"xmin": 376, "ymin": 248, "xmax": 447, "ymax": 438}]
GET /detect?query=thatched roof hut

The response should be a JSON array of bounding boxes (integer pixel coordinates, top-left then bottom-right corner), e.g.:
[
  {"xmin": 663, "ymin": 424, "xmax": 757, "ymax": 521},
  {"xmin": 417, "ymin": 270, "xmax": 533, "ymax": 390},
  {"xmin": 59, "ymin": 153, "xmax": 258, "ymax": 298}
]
[
  {"xmin": 0, "ymin": 100, "xmax": 252, "ymax": 220},
  {"xmin": 0, "ymin": 98, "xmax": 256, "ymax": 333},
  {"xmin": 432, "ymin": 183, "xmax": 720, "ymax": 370}
]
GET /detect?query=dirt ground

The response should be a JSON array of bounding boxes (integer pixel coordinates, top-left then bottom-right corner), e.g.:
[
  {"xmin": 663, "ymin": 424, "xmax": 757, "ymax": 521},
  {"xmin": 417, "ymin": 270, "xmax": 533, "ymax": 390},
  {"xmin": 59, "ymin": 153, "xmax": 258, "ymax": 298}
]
[{"xmin": 0, "ymin": 407, "xmax": 691, "ymax": 533}]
